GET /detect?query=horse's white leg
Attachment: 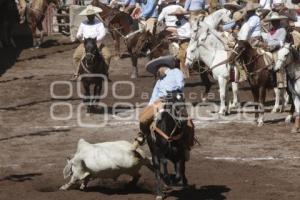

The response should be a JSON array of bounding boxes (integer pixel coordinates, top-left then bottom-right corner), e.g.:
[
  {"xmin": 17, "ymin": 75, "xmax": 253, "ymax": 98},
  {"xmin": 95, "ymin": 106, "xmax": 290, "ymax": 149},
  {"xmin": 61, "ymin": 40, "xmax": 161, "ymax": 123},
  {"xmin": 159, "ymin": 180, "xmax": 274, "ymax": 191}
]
[
  {"xmin": 272, "ymin": 87, "xmax": 280, "ymax": 113},
  {"xmin": 279, "ymin": 88, "xmax": 286, "ymax": 112},
  {"xmin": 218, "ymin": 76, "xmax": 228, "ymax": 115},
  {"xmin": 284, "ymin": 90, "xmax": 289, "ymax": 108},
  {"xmin": 291, "ymin": 96, "xmax": 300, "ymax": 133},
  {"xmin": 229, "ymin": 82, "xmax": 239, "ymax": 109}
]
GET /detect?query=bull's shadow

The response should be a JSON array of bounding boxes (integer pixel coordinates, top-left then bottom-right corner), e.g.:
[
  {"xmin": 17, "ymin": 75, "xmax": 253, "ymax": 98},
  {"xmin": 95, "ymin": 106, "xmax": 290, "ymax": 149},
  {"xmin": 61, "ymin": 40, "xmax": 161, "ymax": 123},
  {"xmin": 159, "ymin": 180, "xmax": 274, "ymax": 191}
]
[{"xmin": 168, "ymin": 185, "xmax": 231, "ymax": 200}]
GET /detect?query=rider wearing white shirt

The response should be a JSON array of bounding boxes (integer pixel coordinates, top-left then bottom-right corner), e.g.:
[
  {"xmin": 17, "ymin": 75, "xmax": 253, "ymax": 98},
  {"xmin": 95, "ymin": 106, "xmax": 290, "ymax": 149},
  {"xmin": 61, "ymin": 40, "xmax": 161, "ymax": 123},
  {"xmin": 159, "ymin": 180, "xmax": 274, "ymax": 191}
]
[
  {"xmin": 72, "ymin": 5, "xmax": 111, "ymax": 80},
  {"xmin": 158, "ymin": 4, "xmax": 185, "ymax": 27}
]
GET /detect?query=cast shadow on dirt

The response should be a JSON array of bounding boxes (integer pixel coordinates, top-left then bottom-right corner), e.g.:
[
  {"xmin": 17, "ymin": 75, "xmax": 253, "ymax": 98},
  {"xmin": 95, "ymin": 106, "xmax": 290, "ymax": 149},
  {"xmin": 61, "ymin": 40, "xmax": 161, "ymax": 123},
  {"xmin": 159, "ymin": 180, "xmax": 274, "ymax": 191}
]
[
  {"xmin": 0, "ymin": 173, "xmax": 42, "ymax": 182},
  {"xmin": 168, "ymin": 185, "xmax": 231, "ymax": 200},
  {"xmin": 84, "ymin": 183, "xmax": 152, "ymax": 195}
]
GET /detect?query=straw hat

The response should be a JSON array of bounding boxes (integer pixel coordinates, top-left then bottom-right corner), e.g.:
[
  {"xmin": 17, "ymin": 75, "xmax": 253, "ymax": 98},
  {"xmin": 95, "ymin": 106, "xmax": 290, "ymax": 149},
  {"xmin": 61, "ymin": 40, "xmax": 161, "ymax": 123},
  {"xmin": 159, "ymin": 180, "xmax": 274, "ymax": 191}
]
[
  {"xmin": 169, "ymin": 8, "xmax": 190, "ymax": 16},
  {"xmin": 244, "ymin": 3, "xmax": 261, "ymax": 12},
  {"xmin": 273, "ymin": 0, "xmax": 284, "ymax": 4},
  {"xmin": 223, "ymin": 1, "xmax": 242, "ymax": 11},
  {"xmin": 265, "ymin": 12, "xmax": 288, "ymax": 21},
  {"xmin": 146, "ymin": 56, "xmax": 176, "ymax": 75},
  {"xmin": 233, "ymin": 10, "xmax": 246, "ymax": 22},
  {"xmin": 79, "ymin": 5, "xmax": 103, "ymax": 16}
]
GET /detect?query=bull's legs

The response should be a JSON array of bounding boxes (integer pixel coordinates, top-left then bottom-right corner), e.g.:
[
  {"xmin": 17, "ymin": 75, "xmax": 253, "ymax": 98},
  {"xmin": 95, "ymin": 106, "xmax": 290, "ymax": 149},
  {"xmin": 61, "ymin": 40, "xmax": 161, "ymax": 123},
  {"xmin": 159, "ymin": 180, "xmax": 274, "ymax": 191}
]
[
  {"xmin": 60, "ymin": 176, "xmax": 78, "ymax": 190},
  {"xmin": 79, "ymin": 176, "xmax": 90, "ymax": 190}
]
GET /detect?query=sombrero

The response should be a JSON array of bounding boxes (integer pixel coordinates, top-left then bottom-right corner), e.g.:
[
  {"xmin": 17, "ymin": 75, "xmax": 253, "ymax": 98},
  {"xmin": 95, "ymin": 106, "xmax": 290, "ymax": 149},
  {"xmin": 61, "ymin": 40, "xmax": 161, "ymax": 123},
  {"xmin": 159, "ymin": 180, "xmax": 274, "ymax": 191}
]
[
  {"xmin": 146, "ymin": 56, "xmax": 176, "ymax": 75},
  {"xmin": 169, "ymin": 8, "xmax": 190, "ymax": 16},
  {"xmin": 265, "ymin": 12, "xmax": 288, "ymax": 21},
  {"xmin": 79, "ymin": 5, "xmax": 103, "ymax": 16},
  {"xmin": 244, "ymin": 3, "xmax": 261, "ymax": 12},
  {"xmin": 223, "ymin": 1, "xmax": 242, "ymax": 10}
]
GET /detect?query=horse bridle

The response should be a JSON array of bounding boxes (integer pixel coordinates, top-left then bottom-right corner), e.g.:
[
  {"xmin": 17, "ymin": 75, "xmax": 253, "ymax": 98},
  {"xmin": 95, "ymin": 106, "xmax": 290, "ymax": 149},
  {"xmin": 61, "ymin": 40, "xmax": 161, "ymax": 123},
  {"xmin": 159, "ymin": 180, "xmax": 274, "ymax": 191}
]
[{"xmin": 80, "ymin": 52, "xmax": 97, "ymax": 74}]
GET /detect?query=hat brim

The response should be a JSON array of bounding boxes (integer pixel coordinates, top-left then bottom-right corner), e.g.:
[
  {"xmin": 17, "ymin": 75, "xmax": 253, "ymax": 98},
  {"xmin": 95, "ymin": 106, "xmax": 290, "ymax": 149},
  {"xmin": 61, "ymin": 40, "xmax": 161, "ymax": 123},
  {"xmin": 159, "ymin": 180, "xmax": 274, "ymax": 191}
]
[
  {"xmin": 146, "ymin": 56, "xmax": 176, "ymax": 75},
  {"xmin": 79, "ymin": 7, "xmax": 103, "ymax": 16},
  {"xmin": 265, "ymin": 17, "xmax": 288, "ymax": 21},
  {"xmin": 169, "ymin": 10, "xmax": 190, "ymax": 16},
  {"xmin": 224, "ymin": 4, "xmax": 242, "ymax": 10}
]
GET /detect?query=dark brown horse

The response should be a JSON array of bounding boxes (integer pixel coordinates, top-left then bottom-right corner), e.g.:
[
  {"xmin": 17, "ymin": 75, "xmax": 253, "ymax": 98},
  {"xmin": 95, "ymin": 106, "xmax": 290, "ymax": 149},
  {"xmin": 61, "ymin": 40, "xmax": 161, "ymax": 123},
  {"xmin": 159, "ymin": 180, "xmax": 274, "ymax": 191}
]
[
  {"xmin": 25, "ymin": 0, "xmax": 60, "ymax": 47},
  {"xmin": 79, "ymin": 37, "xmax": 107, "ymax": 114},
  {"xmin": 91, "ymin": 0, "xmax": 134, "ymax": 57},
  {"xmin": 125, "ymin": 30, "xmax": 171, "ymax": 78},
  {"xmin": 92, "ymin": 0, "xmax": 172, "ymax": 78},
  {"xmin": 237, "ymin": 41, "xmax": 275, "ymax": 126}
]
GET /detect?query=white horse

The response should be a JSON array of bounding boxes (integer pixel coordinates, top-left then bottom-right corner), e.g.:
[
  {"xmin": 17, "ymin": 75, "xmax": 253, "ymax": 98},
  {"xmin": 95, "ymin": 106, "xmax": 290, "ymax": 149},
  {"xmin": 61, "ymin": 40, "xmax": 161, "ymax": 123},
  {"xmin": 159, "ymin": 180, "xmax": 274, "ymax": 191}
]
[
  {"xmin": 274, "ymin": 43, "xmax": 300, "ymax": 133},
  {"xmin": 203, "ymin": 8, "xmax": 232, "ymax": 29},
  {"xmin": 185, "ymin": 19, "xmax": 237, "ymax": 114}
]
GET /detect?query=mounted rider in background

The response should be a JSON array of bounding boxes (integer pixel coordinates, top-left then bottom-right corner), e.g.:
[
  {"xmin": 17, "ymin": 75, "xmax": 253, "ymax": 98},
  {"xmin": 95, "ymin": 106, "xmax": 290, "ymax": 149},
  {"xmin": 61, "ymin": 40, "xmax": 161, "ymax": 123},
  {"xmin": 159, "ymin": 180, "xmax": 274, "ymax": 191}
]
[{"xmin": 72, "ymin": 5, "xmax": 111, "ymax": 80}]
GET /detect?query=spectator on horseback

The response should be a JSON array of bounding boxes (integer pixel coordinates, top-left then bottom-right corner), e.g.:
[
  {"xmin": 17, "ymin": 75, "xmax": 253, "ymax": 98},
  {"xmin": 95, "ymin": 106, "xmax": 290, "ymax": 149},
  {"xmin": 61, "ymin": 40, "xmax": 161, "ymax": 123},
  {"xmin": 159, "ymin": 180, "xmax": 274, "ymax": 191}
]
[
  {"xmin": 133, "ymin": 56, "xmax": 195, "ymax": 160},
  {"xmin": 131, "ymin": 0, "xmax": 159, "ymax": 35},
  {"xmin": 184, "ymin": 0, "xmax": 206, "ymax": 29},
  {"xmin": 237, "ymin": 3, "xmax": 263, "ymax": 47},
  {"xmin": 262, "ymin": 12, "xmax": 288, "ymax": 89},
  {"xmin": 72, "ymin": 5, "xmax": 111, "ymax": 80}
]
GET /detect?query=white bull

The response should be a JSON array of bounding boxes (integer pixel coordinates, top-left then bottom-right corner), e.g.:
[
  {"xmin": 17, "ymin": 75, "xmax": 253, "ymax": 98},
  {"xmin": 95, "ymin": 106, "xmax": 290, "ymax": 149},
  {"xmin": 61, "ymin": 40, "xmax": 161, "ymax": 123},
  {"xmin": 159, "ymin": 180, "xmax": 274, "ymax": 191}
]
[{"xmin": 60, "ymin": 139, "xmax": 152, "ymax": 190}]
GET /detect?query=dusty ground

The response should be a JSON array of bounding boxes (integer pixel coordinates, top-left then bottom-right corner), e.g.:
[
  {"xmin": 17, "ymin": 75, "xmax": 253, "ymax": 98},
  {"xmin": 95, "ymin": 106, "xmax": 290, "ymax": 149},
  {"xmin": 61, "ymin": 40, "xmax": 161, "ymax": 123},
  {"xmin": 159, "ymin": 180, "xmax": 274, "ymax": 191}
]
[{"xmin": 1, "ymin": 35, "xmax": 300, "ymax": 200}]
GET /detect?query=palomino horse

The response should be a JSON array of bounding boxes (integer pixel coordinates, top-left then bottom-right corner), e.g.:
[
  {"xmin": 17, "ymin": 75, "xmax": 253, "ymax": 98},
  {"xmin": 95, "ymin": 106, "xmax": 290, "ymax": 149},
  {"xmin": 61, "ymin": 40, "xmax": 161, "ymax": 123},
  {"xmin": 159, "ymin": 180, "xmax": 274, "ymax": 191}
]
[
  {"xmin": 79, "ymin": 38, "xmax": 107, "ymax": 114},
  {"xmin": 91, "ymin": 0, "xmax": 135, "ymax": 57},
  {"xmin": 185, "ymin": 19, "xmax": 239, "ymax": 115},
  {"xmin": 25, "ymin": 0, "xmax": 60, "ymax": 47},
  {"xmin": 146, "ymin": 90, "xmax": 189, "ymax": 200},
  {"xmin": 236, "ymin": 41, "xmax": 275, "ymax": 126}
]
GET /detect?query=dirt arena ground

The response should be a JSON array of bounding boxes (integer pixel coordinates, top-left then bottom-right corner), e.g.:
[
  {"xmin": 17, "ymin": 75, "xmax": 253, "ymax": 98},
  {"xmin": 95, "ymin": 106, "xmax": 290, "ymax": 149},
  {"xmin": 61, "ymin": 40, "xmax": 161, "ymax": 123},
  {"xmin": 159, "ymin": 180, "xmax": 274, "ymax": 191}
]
[{"xmin": 1, "ymin": 35, "xmax": 300, "ymax": 200}]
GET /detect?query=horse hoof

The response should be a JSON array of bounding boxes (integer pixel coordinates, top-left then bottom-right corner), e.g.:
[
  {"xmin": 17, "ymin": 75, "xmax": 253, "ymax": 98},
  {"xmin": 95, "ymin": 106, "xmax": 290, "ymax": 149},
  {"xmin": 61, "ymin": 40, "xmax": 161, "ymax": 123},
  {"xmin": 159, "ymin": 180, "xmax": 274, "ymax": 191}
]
[
  {"xmin": 271, "ymin": 107, "xmax": 280, "ymax": 113},
  {"xmin": 285, "ymin": 115, "xmax": 293, "ymax": 123},
  {"xmin": 291, "ymin": 127, "xmax": 300, "ymax": 133},
  {"xmin": 156, "ymin": 196, "xmax": 163, "ymax": 200},
  {"xmin": 130, "ymin": 73, "xmax": 137, "ymax": 79},
  {"xmin": 257, "ymin": 121, "xmax": 264, "ymax": 127}
]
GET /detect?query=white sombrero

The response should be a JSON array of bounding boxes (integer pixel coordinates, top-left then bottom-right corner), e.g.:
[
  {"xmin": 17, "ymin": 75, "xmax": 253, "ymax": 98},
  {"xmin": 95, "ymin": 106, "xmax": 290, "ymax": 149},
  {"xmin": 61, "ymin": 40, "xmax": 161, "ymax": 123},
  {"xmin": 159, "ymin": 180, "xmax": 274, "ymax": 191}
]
[
  {"xmin": 223, "ymin": 1, "xmax": 242, "ymax": 10},
  {"xmin": 244, "ymin": 2, "xmax": 261, "ymax": 12},
  {"xmin": 79, "ymin": 5, "xmax": 103, "ymax": 16},
  {"xmin": 146, "ymin": 56, "xmax": 177, "ymax": 75},
  {"xmin": 265, "ymin": 12, "xmax": 288, "ymax": 21}
]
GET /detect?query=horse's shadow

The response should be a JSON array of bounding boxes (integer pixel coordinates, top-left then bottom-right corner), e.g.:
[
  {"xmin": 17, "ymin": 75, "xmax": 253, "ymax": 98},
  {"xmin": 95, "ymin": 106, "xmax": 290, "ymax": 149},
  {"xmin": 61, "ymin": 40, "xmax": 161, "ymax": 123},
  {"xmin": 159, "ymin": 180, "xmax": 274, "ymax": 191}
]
[
  {"xmin": 167, "ymin": 185, "xmax": 231, "ymax": 200},
  {"xmin": 85, "ymin": 183, "xmax": 152, "ymax": 195}
]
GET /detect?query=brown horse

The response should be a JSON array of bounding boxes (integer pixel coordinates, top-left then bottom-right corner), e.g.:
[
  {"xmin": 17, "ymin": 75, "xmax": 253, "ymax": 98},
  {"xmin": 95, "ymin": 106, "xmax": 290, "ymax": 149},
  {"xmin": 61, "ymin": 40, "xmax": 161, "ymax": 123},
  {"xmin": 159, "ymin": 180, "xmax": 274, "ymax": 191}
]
[
  {"xmin": 125, "ymin": 30, "xmax": 171, "ymax": 78},
  {"xmin": 237, "ymin": 41, "xmax": 275, "ymax": 126},
  {"xmin": 25, "ymin": 0, "xmax": 60, "ymax": 47},
  {"xmin": 91, "ymin": 0, "xmax": 170, "ymax": 78},
  {"xmin": 91, "ymin": 0, "xmax": 135, "ymax": 57}
]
